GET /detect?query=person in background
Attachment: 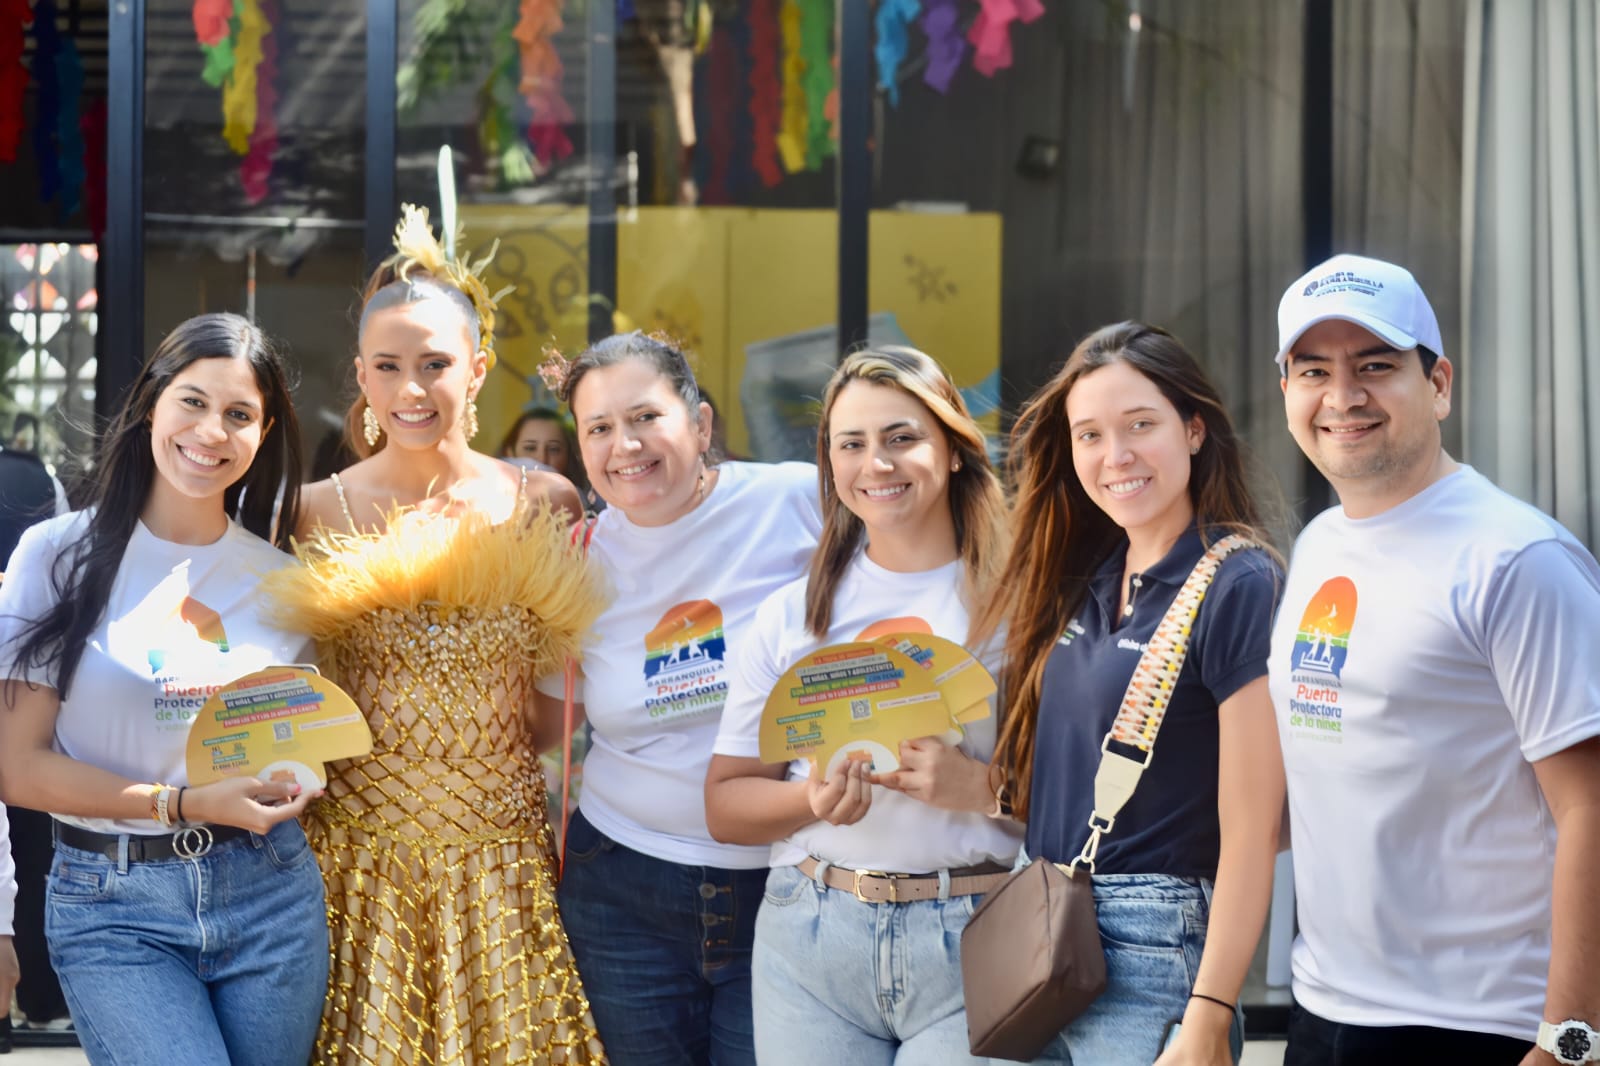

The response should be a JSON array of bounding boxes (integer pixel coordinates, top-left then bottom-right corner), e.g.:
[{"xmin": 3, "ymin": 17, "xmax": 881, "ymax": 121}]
[
  {"xmin": 0, "ymin": 312, "xmax": 327, "ymax": 1066},
  {"xmin": 0, "ymin": 803, "xmax": 18, "ymax": 1054},
  {"xmin": 499, "ymin": 406, "xmax": 599, "ymax": 509},
  {"xmin": 543, "ymin": 331, "xmax": 822, "ymax": 1066},
  {"xmin": 705, "ymin": 346, "xmax": 1019, "ymax": 1063},
  {"xmin": 1270, "ymin": 254, "xmax": 1600, "ymax": 1066},
  {"xmin": 980, "ymin": 322, "xmax": 1285, "ymax": 1065}
]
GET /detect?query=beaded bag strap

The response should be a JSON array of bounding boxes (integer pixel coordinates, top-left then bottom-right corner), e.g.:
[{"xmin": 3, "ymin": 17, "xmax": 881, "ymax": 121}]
[{"xmin": 1070, "ymin": 534, "xmax": 1258, "ymax": 872}]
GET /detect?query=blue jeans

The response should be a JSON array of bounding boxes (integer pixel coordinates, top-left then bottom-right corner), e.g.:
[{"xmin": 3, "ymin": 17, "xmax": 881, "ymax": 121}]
[
  {"xmin": 1033, "ymin": 873, "xmax": 1245, "ymax": 1066},
  {"xmin": 45, "ymin": 820, "xmax": 329, "ymax": 1066},
  {"xmin": 752, "ymin": 862, "xmax": 1002, "ymax": 1065},
  {"xmin": 557, "ymin": 808, "xmax": 763, "ymax": 1066}
]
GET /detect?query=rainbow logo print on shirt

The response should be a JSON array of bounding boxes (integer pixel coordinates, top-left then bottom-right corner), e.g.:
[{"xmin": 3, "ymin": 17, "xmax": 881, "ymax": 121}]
[
  {"xmin": 1285, "ymin": 577, "xmax": 1356, "ymax": 742},
  {"xmin": 643, "ymin": 600, "xmax": 728, "ymax": 720},
  {"xmin": 147, "ymin": 596, "xmax": 230, "ymax": 674},
  {"xmin": 1289, "ymin": 577, "xmax": 1355, "ymax": 680}
]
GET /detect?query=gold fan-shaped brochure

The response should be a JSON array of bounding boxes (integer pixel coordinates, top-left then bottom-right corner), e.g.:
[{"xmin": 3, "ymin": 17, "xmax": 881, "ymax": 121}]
[
  {"xmin": 758, "ymin": 641, "xmax": 951, "ymax": 775},
  {"xmin": 185, "ymin": 666, "xmax": 373, "ymax": 790},
  {"xmin": 875, "ymin": 632, "xmax": 996, "ymax": 728}
]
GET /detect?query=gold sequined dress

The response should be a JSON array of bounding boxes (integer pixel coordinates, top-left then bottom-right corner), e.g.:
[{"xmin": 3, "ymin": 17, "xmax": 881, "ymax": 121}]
[{"xmin": 268, "ymin": 480, "xmax": 607, "ymax": 1065}]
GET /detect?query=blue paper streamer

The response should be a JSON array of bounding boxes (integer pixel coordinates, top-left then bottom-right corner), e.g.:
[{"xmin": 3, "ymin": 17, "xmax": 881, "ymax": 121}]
[
  {"xmin": 874, "ymin": 0, "xmax": 920, "ymax": 107},
  {"xmin": 617, "ymin": 0, "xmax": 635, "ymax": 21},
  {"xmin": 56, "ymin": 39, "xmax": 84, "ymax": 218},
  {"xmin": 32, "ymin": 0, "xmax": 61, "ymax": 205}
]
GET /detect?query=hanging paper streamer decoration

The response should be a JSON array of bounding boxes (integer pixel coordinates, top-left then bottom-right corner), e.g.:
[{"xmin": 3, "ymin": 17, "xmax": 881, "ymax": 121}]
[
  {"xmin": 0, "ymin": 0, "xmax": 32, "ymax": 163},
  {"xmin": 874, "ymin": 0, "xmax": 919, "ymax": 107},
  {"xmin": 81, "ymin": 97, "xmax": 107, "ymax": 241},
  {"xmin": 775, "ymin": 1, "xmax": 807, "ymax": 173},
  {"xmin": 747, "ymin": 0, "xmax": 782, "ymax": 187},
  {"xmin": 221, "ymin": 0, "xmax": 266, "ymax": 154},
  {"xmin": 726, "ymin": 8, "xmax": 754, "ymax": 201},
  {"xmin": 514, "ymin": 0, "xmax": 574, "ymax": 164},
  {"xmin": 920, "ymin": 0, "xmax": 966, "ymax": 94},
  {"xmin": 193, "ymin": 0, "xmax": 231, "ymax": 44},
  {"xmin": 238, "ymin": 0, "xmax": 279, "ymax": 202},
  {"xmin": 56, "ymin": 36, "xmax": 85, "ymax": 218},
  {"xmin": 481, "ymin": 2, "xmax": 535, "ymax": 186},
  {"xmin": 616, "ymin": 0, "xmax": 634, "ymax": 21},
  {"xmin": 31, "ymin": 0, "xmax": 61, "ymax": 203},
  {"xmin": 197, "ymin": 0, "xmax": 239, "ymax": 88},
  {"xmin": 797, "ymin": 0, "xmax": 833, "ymax": 170},
  {"xmin": 969, "ymin": 0, "xmax": 1045, "ymax": 77},
  {"xmin": 701, "ymin": 25, "xmax": 738, "ymax": 204}
]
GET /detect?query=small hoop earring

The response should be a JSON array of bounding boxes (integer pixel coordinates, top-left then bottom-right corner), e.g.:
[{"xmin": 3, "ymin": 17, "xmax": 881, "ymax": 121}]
[{"xmin": 362, "ymin": 404, "xmax": 382, "ymax": 448}]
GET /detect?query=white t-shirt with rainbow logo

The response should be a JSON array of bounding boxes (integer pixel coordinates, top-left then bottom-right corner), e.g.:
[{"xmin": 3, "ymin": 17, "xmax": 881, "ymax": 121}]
[
  {"xmin": 0, "ymin": 511, "xmax": 310, "ymax": 835},
  {"xmin": 575, "ymin": 461, "xmax": 822, "ymax": 869}
]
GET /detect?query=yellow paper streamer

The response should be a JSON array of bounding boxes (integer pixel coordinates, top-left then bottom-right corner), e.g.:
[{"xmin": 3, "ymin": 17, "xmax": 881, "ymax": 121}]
[
  {"xmin": 221, "ymin": 0, "xmax": 266, "ymax": 154},
  {"xmin": 776, "ymin": 0, "xmax": 808, "ymax": 174}
]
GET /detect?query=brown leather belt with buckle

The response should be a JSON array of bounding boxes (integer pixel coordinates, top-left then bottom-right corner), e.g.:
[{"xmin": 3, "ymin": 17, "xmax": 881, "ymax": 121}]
[
  {"xmin": 53, "ymin": 820, "xmax": 251, "ymax": 862},
  {"xmin": 797, "ymin": 856, "xmax": 1010, "ymax": 904}
]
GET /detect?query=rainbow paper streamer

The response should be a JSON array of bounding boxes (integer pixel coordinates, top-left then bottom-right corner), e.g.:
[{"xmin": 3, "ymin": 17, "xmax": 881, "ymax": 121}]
[
  {"xmin": 31, "ymin": 0, "xmax": 60, "ymax": 202},
  {"xmin": 221, "ymin": 0, "xmax": 266, "ymax": 154},
  {"xmin": 747, "ymin": 0, "xmax": 782, "ymax": 187},
  {"xmin": 969, "ymin": 0, "xmax": 1045, "ymax": 77},
  {"xmin": 775, "ymin": 0, "xmax": 806, "ymax": 173},
  {"xmin": 920, "ymin": 0, "xmax": 966, "ymax": 94},
  {"xmin": 797, "ymin": 0, "xmax": 833, "ymax": 169},
  {"xmin": 874, "ymin": 0, "xmax": 919, "ymax": 107},
  {"xmin": 515, "ymin": 0, "xmax": 574, "ymax": 164},
  {"xmin": 238, "ymin": 0, "xmax": 278, "ymax": 202}
]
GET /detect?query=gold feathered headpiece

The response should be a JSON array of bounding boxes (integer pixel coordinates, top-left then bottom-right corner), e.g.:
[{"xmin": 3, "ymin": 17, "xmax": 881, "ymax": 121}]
[{"xmin": 383, "ymin": 204, "xmax": 512, "ymax": 368}]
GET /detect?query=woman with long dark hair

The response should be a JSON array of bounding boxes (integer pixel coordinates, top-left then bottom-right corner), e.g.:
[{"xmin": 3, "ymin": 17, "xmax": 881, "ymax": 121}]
[
  {"xmin": 979, "ymin": 322, "xmax": 1285, "ymax": 1065},
  {"xmin": 0, "ymin": 313, "xmax": 327, "ymax": 1066},
  {"xmin": 705, "ymin": 347, "xmax": 1019, "ymax": 1062}
]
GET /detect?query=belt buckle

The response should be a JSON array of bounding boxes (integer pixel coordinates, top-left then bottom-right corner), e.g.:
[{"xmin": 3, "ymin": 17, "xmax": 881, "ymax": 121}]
[
  {"xmin": 172, "ymin": 825, "xmax": 214, "ymax": 860},
  {"xmin": 851, "ymin": 869, "xmax": 896, "ymax": 904}
]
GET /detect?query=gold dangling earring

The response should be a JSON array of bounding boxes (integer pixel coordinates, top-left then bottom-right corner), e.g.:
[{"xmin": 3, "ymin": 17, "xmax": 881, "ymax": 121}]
[
  {"xmin": 362, "ymin": 404, "xmax": 382, "ymax": 448},
  {"xmin": 463, "ymin": 398, "xmax": 480, "ymax": 440}
]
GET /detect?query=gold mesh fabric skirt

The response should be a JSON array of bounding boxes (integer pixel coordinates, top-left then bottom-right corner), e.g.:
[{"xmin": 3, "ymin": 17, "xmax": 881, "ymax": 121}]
[{"xmin": 307, "ymin": 796, "xmax": 606, "ymax": 1065}]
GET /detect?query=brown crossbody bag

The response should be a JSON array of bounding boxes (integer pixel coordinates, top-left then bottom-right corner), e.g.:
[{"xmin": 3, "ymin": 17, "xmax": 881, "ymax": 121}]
[{"xmin": 960, "ymin": 535, "xmax": 1257, "ymax": 1061}]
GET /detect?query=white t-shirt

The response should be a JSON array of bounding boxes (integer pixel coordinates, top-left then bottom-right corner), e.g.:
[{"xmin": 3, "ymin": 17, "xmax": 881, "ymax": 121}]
[
  {"xmin": 715, "ymin": 552, "xmax": 1023, "ymax": 872},
  {"xmin": 574, "ymin": 461, "xmax": 822, "ymax": 868},
  {"xmin": 0, "ymin": 512, "xmax": 311, "ymax": 835},
  {"xmin": 1269, "ymin": 466, "xmax": 1600, "ymax": 1039}
]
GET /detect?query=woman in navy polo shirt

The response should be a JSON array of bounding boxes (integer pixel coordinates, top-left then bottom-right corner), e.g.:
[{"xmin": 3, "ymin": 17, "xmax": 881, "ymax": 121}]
[{"xmin": 979, "ymin": 322, "xmax": 1285, "ymax": 1065}]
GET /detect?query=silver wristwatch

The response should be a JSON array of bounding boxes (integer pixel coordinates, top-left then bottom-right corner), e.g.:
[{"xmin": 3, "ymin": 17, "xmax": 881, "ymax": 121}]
[{"xmin": 1538, "ymin": 1020, "xmax": 1600, "ymax": 1065}]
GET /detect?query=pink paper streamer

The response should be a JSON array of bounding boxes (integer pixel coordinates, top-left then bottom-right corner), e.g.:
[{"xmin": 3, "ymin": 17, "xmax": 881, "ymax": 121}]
[{"xmin": 969, "ymin": 0, "xmax": 1044, "ymax": 78}]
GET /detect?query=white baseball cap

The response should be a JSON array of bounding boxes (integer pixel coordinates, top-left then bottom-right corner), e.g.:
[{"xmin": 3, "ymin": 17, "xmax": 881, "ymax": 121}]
[{"xmin": 1275, "ymin": 253, "xmax": 1443, "ymax": 368}]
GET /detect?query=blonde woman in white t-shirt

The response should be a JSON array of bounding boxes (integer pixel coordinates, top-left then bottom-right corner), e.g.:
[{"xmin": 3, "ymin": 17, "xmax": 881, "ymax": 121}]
[
  {"xmin": 0, "ymin": 313, "xmax": 328, "ymax": 1066},
  {"xmin": 704, "ymin": 346, "xmax": 1020, "ymax": 1064},
  {"xmin": 542, "ymin": 331, "xmax": 822, "ymax": 1066}
]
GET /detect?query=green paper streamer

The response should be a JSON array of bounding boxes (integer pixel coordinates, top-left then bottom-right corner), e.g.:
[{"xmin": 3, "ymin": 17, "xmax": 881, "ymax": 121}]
[{"xmin": 797, "ymin": 0, "xmax": 833, "ymax": 170}]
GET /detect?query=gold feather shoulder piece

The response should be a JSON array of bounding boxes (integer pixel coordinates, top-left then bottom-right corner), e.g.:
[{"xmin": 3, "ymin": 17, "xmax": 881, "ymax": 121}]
[{"xmin": 262, "ymin": 502, "xmax": 605, "ymax": 653}]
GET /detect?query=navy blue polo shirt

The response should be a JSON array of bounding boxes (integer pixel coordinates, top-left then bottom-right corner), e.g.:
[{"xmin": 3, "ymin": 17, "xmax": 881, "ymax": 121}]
[{"xmin": 1025, "ymin": 528, "xmax": 1281, "ymax": 879}]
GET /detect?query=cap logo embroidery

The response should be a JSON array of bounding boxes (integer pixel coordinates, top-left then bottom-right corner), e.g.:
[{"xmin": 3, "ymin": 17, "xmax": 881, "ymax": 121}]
[{"xmin": 1304, "ymin": 270, "xmax": 1385, "ymax": 298}]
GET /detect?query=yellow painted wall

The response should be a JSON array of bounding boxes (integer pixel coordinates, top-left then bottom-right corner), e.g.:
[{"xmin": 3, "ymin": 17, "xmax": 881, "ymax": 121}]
[{"xmin": 459, "ymin": 205, "xmax": 1001, "ymax": 457}]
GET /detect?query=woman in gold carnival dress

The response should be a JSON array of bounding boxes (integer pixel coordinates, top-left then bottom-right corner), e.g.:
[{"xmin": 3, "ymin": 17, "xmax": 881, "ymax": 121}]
[{"xmin": 267, "ymin": 207, "xmax": 608, "ymax": 1065}]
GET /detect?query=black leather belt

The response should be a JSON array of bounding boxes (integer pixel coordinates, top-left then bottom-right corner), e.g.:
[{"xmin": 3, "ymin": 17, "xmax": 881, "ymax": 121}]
[{"xmin": 53, "ymin": 820, "xmax": 252, "ymax": 861}]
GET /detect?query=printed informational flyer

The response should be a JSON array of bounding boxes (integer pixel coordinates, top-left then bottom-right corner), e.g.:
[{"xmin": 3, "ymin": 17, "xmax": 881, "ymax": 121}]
[
  {"xmin": 759, "ymin": 641, "xmax": 951, "ymax": 774},
  {"xmin": 876, "ymin": 632, "xmax": 996, "ymax": 727},
  {"xmin": 185, "ymin": 666, "xmax": 372, "ymax": 789}
]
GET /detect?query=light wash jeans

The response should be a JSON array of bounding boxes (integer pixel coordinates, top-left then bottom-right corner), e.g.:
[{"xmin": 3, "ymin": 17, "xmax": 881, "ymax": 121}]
[
  {"xmin": 751, "ymin": 861, "xmax": 1002, "ymax": 1065},
  {"xmin": 1033, "ymin": 872, "xmax": 1245, "ymax": 1065},
  {"xmin": 45, "ymin": 820, "xmax": 328, "ymax": 1066}
]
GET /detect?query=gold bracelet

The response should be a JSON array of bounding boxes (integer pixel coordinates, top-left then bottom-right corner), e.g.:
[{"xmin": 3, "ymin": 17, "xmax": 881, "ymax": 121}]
[
  {"xmin": 147, "ymin": 783, "xmax": 170, "ymax": 824},
  {"xmin": 152, "ymin": 785, "xmax": 176, "ymax": 828}
]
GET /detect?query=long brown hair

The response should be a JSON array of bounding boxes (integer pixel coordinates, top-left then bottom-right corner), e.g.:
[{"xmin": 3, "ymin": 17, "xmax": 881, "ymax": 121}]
[
  {"xmin": 978, "ymin": 322, "xmax": 1275, "ymax": 821},
  {"xmin": 806, "ymin": 347, "xmax": 1008, "ymax": 643}
]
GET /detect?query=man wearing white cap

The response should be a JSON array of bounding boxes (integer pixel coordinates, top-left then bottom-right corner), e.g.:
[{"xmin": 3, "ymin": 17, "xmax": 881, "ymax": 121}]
[{"xmin": 1269, "ymin": 254, "xmax": 1600, "ymax": 1065}]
